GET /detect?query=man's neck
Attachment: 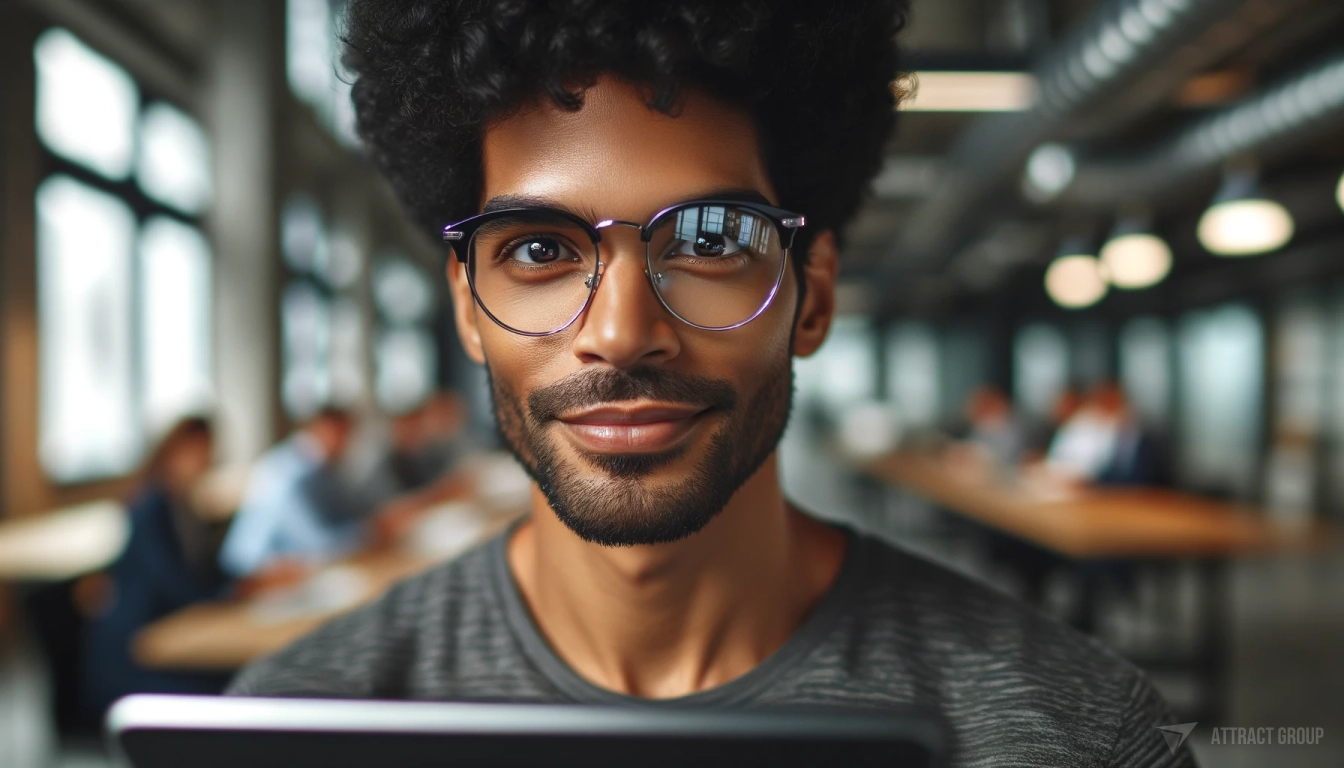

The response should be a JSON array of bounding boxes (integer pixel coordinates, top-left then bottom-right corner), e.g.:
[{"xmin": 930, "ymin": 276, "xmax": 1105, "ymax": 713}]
[{"xmin": 506, "ymin": 453, "xmax": 848, "ymax": 699}]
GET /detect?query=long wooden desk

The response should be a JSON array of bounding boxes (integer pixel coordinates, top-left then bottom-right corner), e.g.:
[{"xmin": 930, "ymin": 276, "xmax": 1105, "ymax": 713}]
[
  {"xmin": 0, "ymin": 500, "xmax": 127, "ymax": 581},
  {"xmin": 863, "ymin": 450, "xmax": 1336, "ymax": 721},
  {"xmin": 135, "ymin": 504, "xmax": 523, "ymax": 671},
  {"xmin": 862, "ymin": 451, "xmax": 1333, "ymax": 559}
]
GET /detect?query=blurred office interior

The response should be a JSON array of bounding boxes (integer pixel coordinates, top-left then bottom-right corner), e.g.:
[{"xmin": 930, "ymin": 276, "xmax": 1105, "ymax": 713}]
[{"xmin": 0, "ymin": 0, "xmax": 1342, "ymax": 766}]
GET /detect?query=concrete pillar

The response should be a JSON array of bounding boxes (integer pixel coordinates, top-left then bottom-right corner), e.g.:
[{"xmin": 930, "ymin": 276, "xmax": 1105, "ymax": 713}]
[{"xmin": 207, "ymin": 0, "xmax": 285, "ymax": 468}]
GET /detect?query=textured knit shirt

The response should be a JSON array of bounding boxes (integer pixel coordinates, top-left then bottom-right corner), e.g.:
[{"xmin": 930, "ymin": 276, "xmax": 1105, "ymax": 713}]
[{"xmin": 228, "ymin": 526, "xmax": 1198, "ymax": 767}]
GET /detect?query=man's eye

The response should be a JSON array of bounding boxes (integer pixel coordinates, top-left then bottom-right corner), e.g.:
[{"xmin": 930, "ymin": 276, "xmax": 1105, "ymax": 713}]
[
  {"xmin": 508, "ymin": 238, "xmax": 567, "ymax": 264},
  {"xmin": 675, "ymin": 233, "xmax": 742, "ymax": 259}
]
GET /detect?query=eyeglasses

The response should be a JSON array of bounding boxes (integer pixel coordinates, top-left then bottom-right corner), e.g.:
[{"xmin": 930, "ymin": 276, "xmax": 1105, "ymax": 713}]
[{"xmin": 442, "ymin": 199, "xmax": 805, "ymax": 336}]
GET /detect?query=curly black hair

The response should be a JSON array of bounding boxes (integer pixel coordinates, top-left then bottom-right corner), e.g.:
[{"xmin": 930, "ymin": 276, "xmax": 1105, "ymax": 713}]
[{"xmin": 341, "ymin": 0, "xmax": 910, "ymax": 269}]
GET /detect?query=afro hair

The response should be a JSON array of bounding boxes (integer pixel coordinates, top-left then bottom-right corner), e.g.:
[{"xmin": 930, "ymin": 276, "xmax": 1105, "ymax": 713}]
[{"xmin": 341, "ymin": 0, "xmax": 910, "ymax": 265}]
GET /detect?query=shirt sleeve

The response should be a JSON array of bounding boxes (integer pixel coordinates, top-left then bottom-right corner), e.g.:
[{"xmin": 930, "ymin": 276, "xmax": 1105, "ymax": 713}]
[{"xmin": 1105, "ymin": 669, "xmax": 1200, "ymax": 767}]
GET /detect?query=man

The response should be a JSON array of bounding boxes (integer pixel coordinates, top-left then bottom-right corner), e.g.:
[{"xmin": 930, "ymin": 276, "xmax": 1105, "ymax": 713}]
[
  {"xmin": 219, "ymin": 408, "xmax": 365, "ymax": 585},
  {"xmin": 230, "ymin": 3, "xmax": 1195, "ymax": 765}
]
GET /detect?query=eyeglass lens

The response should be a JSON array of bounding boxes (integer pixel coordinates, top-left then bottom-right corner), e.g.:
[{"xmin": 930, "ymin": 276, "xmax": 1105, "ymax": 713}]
[{"xmin": 467, "ymin": 204, "xmax": 786, "ymax": 334}]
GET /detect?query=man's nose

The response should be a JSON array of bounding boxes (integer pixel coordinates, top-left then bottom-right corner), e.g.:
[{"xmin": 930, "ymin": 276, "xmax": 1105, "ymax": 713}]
[{"xmin": 570, "ymin": 233, "xmax": 681, "ymax": 369}]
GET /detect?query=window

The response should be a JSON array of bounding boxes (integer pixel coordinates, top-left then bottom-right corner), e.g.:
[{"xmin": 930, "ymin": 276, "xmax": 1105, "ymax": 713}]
[
  {"xmin": 1013, "ymin": 323, "xmax": 1069, "ymax": 420},
  {"xmin": 886, "ymin": 322, "xmax": 941, "ymax": 429},
  {"xmin": 37, "ymin": 177, "xmax": 140, "ymax": 482},
  {"xmin": 34, "ymin": 29, "xmax": 138, "ymax": 179},
  {"xmin": 140, "ymin": 217, "xmax": 213, "ymax": 434},
  {"xmin": 34, "ymin": 28, "xmax": 214, "ymax": 482},
  {"xmin": 137, "ymin": 102, "xmax": 212, "ymax": 214},
  {"xmin": 1118, "ymin": 317, "xmax": 1171, "ymax": 429},
  {"xmin": 372, "ymin": 253, "xmax": 436, "ymax": 413},
  {"xmin": 1176, "ymin": 304, "xmax": 1264, "ymax": 498},
  {"xmin": 287, "ymin": 0, "xmax": 358, "ymax": 147},
  {"xmin": 280, "ymin": 193, "xmax": 370, "ymax": 419}
]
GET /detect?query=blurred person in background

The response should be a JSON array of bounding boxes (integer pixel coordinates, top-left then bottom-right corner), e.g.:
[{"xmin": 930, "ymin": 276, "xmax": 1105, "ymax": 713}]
[
  {"xmin": 80, "ymin": 416, "xmax": 231, "ymax": 718},
  {"xmin": 957, "ymin": 385, "xmax": 1029, "ymax": 470},
  {"xmin": 1045, "ymin": 381, "xmax": 1158, "ymax": 487},
  {"xmin": 226, "ymin": 3, "xmax": 1193, "ymax": 766},
  {"xmin": 368, "ymin": 390, "xmax": 483, "ymax": 542},
  {"xmin": 218, "ymin": 407, "xmax": 365, "ymax": 590}
]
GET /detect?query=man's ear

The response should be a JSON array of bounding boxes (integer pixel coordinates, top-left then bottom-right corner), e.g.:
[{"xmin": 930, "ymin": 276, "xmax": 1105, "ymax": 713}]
[
  {"xmin": 446, "ymin": 257, "xmax": 487, "ymax": 364},
  {"xmin": 792, "ymin": 230, "xmax": 838, "ymax": 358}
]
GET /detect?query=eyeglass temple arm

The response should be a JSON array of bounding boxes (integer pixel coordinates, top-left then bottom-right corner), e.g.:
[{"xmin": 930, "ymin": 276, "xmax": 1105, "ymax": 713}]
[{"xmin": 441, "ymin": 227, "xmax": 469, "ymax": 262}]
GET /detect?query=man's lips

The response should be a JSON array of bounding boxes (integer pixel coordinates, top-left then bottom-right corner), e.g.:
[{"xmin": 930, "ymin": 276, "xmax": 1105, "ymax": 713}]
[
  {"xmin": 555, "ymin": 403, "xmax": 710, "ymax": 453},
  {"xmin": 558, "ymin": 404, "xmax": 707, "ymax": 426}
]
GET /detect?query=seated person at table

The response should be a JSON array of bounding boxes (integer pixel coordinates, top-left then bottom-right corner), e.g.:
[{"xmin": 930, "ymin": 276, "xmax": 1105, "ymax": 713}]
[
  {"xmin": 218, "ymin": 408, "xmax": 366, "ymax": 589},
  {"xmin": 350, "ymin": 391, "xmax": 480, "ymax": 540},
  {"xmin": 1045, "ymin": 382, "xmax": 1158, "ymax": 487},
  {"xmin": 82, "ymin": 417, "xmax": 231, "ymax": 717},
  {"xmin": 956, "ymin": 385, "xmax": 1029, "ymax": 470},
  {"xmin": 228, "ymin": 3, "xmax": 1193, "ymax": 766}
]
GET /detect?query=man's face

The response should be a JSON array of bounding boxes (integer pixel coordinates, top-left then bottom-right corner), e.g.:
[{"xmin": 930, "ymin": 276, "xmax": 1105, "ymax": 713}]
[{"xmin": 449, "ymin": 78, "xmax": 825, "ymax": 547}]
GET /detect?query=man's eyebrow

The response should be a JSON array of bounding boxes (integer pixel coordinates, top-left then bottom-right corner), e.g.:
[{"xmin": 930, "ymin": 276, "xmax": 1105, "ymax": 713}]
[
  {"xmin": 479, "ymin": 189, "xmax": 776, "ymax": 219},
  {"xmin": 481, "ymin": 194, "xmax": 580, "ymax": 215}
]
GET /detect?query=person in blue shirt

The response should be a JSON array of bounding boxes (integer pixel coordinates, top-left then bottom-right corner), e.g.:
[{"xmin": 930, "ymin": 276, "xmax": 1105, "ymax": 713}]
[
  {"xmin": 81, "ymin": 417, "xmax": 231, "ymax": 718},
  {"xmin": 218, "ymin": 408, "xmax": 366, "ymax": 585}
]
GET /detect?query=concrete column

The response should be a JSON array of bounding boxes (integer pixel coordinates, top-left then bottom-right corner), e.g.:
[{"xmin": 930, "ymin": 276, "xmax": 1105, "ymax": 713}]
[{"xmin": 207, "ymin": 0, "xmax": 285, "ymax": 468}]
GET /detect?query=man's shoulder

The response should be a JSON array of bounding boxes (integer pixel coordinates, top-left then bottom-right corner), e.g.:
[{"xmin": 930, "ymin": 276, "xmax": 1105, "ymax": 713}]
[
  {"xmin": 226, "ymin": 540, "xmax": 503, "ymax": 699},
  {"xmin": 834, "ymin": 533, "xmax": 1190, "ymax": 766},
  {"xmin": 851, "ymin": 532, "xmax": 1139, "ymax": 684}
]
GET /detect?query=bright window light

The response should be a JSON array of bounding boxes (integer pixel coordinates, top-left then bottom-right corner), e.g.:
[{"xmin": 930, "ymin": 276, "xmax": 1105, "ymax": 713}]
[
  {"xmin": 140, "ymin": 217, "xmax": 213, "ymax": 434},
  {"xmin": 34, "ymin": 28, "xmax": 139, "ymax": 179},
  {"xmin": 373, "ymin": 256, "xmax": 434, "ymax": 325},
  {"xmin": 1100, "ymin": 232, "xmax": 1172, "ymax": 289},
  {"xmin": 37, "ymin": 175, "xmax": 141, "ymax": 481},
  {"xmin": 281, "ymin": 281, "xmax": 331, "ymax": 419},
  {"xmin": 138, "ymin": 102, "xmax": 212, "ymax": 214},
  {"xmin": 1197, "ymin": 198, "xmax": 1294, "ymax": 256},
  {"xmin": 1045, "ymin": 254, "xmax": 1108, "ymax": 309},
  {"xmin": 900, "ymin": 72, "xmax": 1037, "ymax": 112},
  {"xmin": 377, "ymin": 327, "xmax": 436, "ymax": 413},
  {"xmin": 1119, "ymin": 317, "xmax": 1171, "ymax": 426},
  {"xmin": 1013, "ymin": 323, "xmax": 1070, "ymax": 419},
  {"xmin": 281, "ymin": 194, "xmax": 327, "ymax": 274},
  {"xmin": 329, "ymin": 296, "xmax": 366, "ymax": 406},
  {"xmin": 286, "ymin": 0, "xmax": 334, "ymax": 111}
]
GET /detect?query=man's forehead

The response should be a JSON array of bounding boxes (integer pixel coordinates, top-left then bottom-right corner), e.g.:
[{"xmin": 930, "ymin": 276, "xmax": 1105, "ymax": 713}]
[{"xmin": 478, "ymin": 77, "xmax": 776, "ymax": 221}]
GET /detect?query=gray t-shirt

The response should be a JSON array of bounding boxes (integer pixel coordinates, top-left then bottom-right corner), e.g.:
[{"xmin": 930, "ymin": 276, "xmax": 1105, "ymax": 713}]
[{"xmin": 228, "ymin": 526, "xmax": 1196, "ymax": 767}]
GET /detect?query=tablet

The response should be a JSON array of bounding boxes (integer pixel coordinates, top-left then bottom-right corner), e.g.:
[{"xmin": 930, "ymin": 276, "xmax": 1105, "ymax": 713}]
[{"xmin": 108, "ymin": 694, "xmax": 948, "ymax": 767}]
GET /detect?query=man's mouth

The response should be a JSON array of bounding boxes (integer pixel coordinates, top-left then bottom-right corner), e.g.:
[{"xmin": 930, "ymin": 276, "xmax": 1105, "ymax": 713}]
[{"xmin": 556, "ymin": 402, "xmax": 710, "ymax": 453}]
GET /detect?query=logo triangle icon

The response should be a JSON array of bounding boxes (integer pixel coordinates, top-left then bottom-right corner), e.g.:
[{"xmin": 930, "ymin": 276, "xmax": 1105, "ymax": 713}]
[{"xmin": 1155, "ymin": 722, "xmax": 1198, "ymax": 754}]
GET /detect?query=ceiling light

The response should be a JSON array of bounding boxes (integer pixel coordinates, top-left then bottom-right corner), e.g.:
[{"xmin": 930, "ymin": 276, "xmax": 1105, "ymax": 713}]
[
  {"xmin": 1045, "ymin": 250, "xmax": 1108, "ymax": 309},
  {"xmin": 900, "ymin": 72, "xmax": 1037, "ymax": 112},
  {"xmin": 1099, "ymin": 207, "xmax": 1171, "ymax": 289},
  {"xmin": 1336, "ymin": 170, "xmax": 1344, "ymax": 213},
  {"xmin": 1101, "ymin": 233, "xmax": 1171, "ymax": 289},
  {"xmin": 1197, "ymin": 163, "xmax": 1294, "ymax": 256}
]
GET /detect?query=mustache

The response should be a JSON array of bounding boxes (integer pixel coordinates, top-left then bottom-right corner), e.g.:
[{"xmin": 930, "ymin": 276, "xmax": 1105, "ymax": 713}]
[{"xmin": 528, "ymin": 367, "xmax": 738, "ymax": 422}]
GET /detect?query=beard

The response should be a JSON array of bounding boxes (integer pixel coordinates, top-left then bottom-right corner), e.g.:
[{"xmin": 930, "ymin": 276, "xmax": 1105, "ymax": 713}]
[{"xmin": 489, "ymin": 359, "xmax": 794, "ymax": 547}]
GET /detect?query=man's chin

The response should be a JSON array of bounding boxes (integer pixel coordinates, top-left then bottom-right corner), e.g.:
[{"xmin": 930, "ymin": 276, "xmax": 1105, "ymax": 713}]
[{"xmin": 572, "ymin": 445, "xmax": 692, "ymax": 479}]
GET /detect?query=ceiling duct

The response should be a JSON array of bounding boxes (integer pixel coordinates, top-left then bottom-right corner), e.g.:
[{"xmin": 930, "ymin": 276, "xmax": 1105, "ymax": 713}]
[
  {"xmin": 878, "ymin": 0, "xmax": 1309, "ymax": 303},
  {"xmin": 1061, "ymin": 48, "xmax": 1344, "ymax": 206}
]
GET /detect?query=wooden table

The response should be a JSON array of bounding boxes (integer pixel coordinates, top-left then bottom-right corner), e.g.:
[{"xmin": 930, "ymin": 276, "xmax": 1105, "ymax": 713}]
[
  {"xmin": 0, "ymin": 500, "xmax": 127, "ymax": 581},
  {"xmin": 861, "ymin": 450, "xmax": 1337, "ymax": 721},
  {"xmin": 862, "ymin": 451, "xmax": 1333, "ymax": 558},
  {"xmin": 134, "ymin": 505, "xmax": 523, "ymax": 671}
]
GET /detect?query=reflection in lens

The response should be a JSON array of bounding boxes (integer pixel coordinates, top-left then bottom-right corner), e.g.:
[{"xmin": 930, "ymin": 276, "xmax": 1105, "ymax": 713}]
[
  {"xmin": 647, "ymin": 205, "xmax": 786, "ymax": 329},
  {"xmin": 469, "ymin": 212, "xmax": 597, "ymax": 334}
]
